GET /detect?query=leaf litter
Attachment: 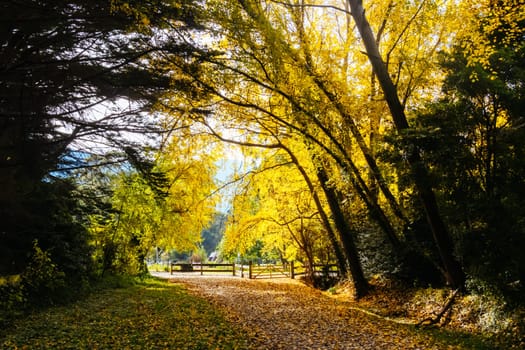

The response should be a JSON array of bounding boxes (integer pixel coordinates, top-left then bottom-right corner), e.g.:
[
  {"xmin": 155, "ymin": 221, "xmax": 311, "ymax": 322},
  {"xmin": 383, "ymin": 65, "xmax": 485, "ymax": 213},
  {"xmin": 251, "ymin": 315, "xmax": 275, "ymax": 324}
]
[{"xmin": 167, "ymin": 276, "xmax": 466, "ymax": 349}]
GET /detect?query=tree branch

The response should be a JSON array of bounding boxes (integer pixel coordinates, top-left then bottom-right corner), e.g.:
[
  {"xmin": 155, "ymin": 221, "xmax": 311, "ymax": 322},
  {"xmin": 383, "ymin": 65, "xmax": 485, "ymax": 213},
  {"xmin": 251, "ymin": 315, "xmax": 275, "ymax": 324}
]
[
  {"xmin": 269, "ymin": 0, "xmax": 352, "ymax": 16},
  {"xmin": 417, "ymin": 288, "xmax": 460, "ymax": 328}
]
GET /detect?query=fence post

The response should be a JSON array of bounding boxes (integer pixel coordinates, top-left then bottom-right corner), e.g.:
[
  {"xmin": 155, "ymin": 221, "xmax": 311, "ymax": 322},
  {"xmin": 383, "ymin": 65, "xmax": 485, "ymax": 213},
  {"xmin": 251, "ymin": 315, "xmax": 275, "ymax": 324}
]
[
  {"xmin": 240, "ymin": 263, "xmax": 244, "ymax": 278},
  {"xmin": 290, "ymin": 261, "xmax": 295, "ymax": 279},
  {"xmin": 232, "ymin": 262, "xmax": 236, "ymax": 276},
  {"xmin": 249, "ymin": 261, "xmax": 253, "ymax": 279}
]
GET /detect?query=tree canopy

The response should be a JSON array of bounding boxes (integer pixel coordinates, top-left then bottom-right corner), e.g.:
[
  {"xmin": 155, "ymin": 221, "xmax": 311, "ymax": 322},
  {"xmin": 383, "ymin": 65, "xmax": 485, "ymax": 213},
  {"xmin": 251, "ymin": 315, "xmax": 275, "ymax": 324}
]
[
  {"xmin": 1, "ymin": 0, "xmax": 523, "ymax": 308},
  {"xmin": 0, "ymin": 0, "xmax": 208, "ymax": 275}
]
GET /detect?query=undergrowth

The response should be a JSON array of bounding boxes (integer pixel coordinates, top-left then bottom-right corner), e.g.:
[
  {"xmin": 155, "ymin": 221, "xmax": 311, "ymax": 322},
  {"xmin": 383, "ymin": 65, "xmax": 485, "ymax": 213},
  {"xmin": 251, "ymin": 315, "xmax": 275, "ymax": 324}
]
[{"xmin": 330, "ymin": 276, "xmax": 524, "ymax": 349}]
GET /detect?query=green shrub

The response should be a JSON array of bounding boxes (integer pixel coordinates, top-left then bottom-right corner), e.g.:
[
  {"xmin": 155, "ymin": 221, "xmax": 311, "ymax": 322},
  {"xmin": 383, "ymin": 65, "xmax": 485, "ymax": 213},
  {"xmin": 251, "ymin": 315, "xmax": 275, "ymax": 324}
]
[
  {"xmin": 20, "ymin": 241, "xmax": 66, "ymax": 304},
  {"xmin": 0, "ymin": 276, "xmax": 26, "ymax": 326}
]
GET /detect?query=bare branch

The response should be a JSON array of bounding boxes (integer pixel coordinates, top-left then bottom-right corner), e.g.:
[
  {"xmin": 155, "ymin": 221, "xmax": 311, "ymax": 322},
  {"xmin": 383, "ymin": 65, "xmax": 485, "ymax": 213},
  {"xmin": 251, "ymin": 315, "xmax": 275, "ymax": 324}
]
[{"xmin": 269, "ymin": 0, "xmax": 352, "ymax": 16}]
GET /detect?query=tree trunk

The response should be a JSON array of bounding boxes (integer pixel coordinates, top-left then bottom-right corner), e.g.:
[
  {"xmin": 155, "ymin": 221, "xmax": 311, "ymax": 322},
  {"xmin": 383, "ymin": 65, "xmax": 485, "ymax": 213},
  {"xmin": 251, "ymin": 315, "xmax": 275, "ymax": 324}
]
[
  {"xmin": 281, "ymin": 144, "xmax": 348, "ymax": 276},
  {"xmin": 316, "ymin": 159, "xmax": 369, "ymax": 298},
  {"xmin": 347, "ymin": 0, "xmax": 464, "ymax": 288}
]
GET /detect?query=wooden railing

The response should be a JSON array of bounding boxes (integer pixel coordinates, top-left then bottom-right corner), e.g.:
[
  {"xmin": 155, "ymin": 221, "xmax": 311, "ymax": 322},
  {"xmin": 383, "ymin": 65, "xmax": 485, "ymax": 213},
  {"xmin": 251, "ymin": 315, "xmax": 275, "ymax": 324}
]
[
  {"xmin": 235, "ymin": 262, "xmax": 340, "ymax": 279},
  {"xmin": 250, "ymin": 263, "xmax": 290, "ymax": 279},
  {"xmin": 169, "ymin": 261, "xmax": 340, "ymax": 279},
  {"xmin": 170, "ymin": 262, "xmax": 235, "ymax": 276},
  {"xmin": 289, "ymin": 262, "xmax": 340, "ymax": 279}
]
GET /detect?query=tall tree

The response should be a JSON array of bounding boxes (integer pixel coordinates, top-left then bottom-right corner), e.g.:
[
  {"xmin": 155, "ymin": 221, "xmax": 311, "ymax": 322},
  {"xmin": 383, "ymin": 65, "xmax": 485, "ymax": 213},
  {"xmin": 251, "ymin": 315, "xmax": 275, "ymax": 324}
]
[
  {"xmin": 153, "ymin": 0, "xmax": 460, "ymax": 294},
  {"xmin": 0, "ymin": 0, "xmax": 205, "ymax": 275},
  {"xmin": 346, "ymin": 0, "xmax": 465, "ymax": 288}
]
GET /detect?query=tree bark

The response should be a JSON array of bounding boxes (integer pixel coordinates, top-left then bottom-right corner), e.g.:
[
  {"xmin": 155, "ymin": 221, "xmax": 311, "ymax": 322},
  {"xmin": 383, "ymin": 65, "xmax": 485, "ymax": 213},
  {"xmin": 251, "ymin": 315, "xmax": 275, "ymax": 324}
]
[
  {"xmin": 347, "ymin": 0, "xmax": 464, "ymax": 288},
  {"xmin": 282, "ymin": 145, "xmax": 349, "ymax": 276},
  {"xmin": 315, "ymin": 157, "xmax": 369, "ymax": 298}
]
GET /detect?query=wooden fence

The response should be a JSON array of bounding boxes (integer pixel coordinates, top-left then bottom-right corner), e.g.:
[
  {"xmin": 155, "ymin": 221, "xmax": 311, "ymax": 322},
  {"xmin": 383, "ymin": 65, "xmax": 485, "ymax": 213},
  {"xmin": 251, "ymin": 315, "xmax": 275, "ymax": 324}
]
[
  {"xmin": 170, "ymin": 261, "xmax": 340, "ymax": 279},
  {"xmin": 170, "ymin": 262, "xmax": 235, "ymax": 276},
  {"xmin": 289, "ymin": 262, "xmax": 340, "ymax": 279},
  {"xmin": 235, "ymin": 263, "xmax": 289, "ymax": 279}
]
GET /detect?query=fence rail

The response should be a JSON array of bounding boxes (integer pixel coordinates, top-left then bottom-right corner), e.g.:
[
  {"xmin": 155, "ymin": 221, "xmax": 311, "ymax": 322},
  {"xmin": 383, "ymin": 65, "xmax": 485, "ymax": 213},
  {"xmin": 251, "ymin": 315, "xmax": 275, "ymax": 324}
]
[
  {"xmin": 169, "ymin": 261, "xmax": 340, "ymax": 280},
  {"xmin": 290, "ymin": 263, "xmax": 340, "ymax": 279},
  {"xmin": 170, "ymin": 262, "xmax": 235, "ymax": 276}
]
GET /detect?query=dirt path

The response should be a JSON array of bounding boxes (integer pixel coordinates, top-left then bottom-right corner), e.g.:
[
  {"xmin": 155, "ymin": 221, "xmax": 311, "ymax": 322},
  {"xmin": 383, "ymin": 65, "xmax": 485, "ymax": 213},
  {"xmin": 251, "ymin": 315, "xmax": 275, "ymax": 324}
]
[{"xmin": 151, "ymin": 272, "xmax": 449, "ymax": 349}]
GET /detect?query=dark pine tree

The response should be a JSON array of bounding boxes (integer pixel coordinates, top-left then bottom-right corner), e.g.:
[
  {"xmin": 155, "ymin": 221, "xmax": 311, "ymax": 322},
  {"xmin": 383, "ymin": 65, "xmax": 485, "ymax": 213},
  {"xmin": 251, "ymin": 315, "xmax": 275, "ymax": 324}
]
[{"xmin": 0, "ymin": 0, "xmax": 206, "ymax": 277}]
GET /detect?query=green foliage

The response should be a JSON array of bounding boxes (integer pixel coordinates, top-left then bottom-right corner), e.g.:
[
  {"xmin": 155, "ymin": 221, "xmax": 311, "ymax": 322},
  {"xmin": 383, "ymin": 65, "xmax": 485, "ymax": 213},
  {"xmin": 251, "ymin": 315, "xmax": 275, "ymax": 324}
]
[
  {"xmin": 0, "ymin": 0, "xmax": 207, "ymax": 283},
  {"xmin": 147, "ymin": 263, "xmax": 170, "ymax": 273},
  {"xmin": 90, "ymin": 274, "xmax": 138, "ymax": 291},
  {"xmin": 0, "ymin": 179, "xmax": 93, "ymax": 277},
  {"xmin": 89, "ymin": 133, "xmax": 220, "ymax": 276},
  {"xmin": 0, "ymin": 242, "xmax": 69, "ymax": 326},
  {"xmin": 21, "ymin": 241, "xmax": 66, "ymax": 304},
  {"xmin": 242, "ymin": 240, "xmax": 279, "ymax": 264},
  {"xmin": 0, "ymin": 276, "xmax": 26, "ymax": 327},
  {"xmin": 407, "ymin": 3, "xmax": 525, "ymax": 299}
]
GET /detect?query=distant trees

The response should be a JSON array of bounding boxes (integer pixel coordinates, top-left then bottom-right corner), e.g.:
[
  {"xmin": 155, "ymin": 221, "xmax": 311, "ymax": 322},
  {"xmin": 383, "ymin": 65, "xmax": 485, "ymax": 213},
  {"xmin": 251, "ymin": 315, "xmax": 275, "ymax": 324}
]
[{"xmin": 201, "ymin": 213, "xmax": 227, "ymax": 256}]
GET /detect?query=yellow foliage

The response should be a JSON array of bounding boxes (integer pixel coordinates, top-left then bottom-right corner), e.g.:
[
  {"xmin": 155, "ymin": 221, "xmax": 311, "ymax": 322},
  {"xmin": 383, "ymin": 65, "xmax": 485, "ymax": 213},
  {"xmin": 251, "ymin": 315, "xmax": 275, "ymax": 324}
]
[
  {"xmin": 456, "ymin": 0, "xmax": 525, "ymax": 71},
  {"xmin": 221, "ymin": 139, "xmax": 332, "ymax": 263}
]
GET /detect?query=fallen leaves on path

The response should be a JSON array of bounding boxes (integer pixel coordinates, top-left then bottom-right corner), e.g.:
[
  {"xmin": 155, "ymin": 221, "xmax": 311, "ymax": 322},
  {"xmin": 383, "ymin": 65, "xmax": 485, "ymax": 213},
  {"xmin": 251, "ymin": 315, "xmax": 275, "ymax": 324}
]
[
  {"xmin": 166, "ymin": 276, "xmax": 459, "ymax": 350},
  {"xmin": 3, "ymin": 273, "xmax": 500, "ymax": 349}
]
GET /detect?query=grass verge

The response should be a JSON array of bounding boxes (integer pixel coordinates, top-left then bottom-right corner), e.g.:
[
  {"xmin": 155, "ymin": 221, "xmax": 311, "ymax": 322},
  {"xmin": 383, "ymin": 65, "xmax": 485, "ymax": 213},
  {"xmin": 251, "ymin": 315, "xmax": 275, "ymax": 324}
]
[{"xmin": 0, "ymin": 276, "xmax": 250, "ymax": 349}]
